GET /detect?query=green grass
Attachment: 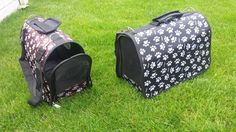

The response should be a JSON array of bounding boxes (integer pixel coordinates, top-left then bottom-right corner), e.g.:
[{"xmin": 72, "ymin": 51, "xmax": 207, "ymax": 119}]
[{"xmin": 0, "ymin": 0, "xmax": 236, "ymax": 131}]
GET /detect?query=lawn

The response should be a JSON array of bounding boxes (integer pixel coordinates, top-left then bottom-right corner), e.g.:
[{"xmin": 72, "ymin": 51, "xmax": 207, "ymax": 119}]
[{"xmin": 0, "ymin": 0, "xmax": 235, "ymax": 131}]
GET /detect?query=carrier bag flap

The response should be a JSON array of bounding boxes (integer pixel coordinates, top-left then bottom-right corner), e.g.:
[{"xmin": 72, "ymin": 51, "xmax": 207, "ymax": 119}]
[{"xmin": 50, "ymin": 53, "xmax": 92, "ymax": 96}]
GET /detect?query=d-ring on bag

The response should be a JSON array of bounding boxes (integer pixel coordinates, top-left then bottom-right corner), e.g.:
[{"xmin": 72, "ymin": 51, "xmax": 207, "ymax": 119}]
[{"xmin": 19, "ymin": 17, "xmax": 92, "ymax": 106}]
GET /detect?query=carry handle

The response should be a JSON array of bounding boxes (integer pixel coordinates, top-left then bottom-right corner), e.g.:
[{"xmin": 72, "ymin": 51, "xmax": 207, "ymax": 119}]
[
  {"xmin": 28, "ymin": 18, "xmax": 61, "ymax": 34},
  {"xmin": 152, "ymin": 10, "xmax": 183, "ymax": 24}
]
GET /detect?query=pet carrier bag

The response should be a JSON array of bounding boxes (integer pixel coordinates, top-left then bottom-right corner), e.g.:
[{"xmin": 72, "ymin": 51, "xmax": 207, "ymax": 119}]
[
  {"xmin": 115, "ymin": 10, "xmax": 211, "ymax": 98},
  {"xmin": 19, "ymin": 17, "xmax": 92, "ymax": 106}
]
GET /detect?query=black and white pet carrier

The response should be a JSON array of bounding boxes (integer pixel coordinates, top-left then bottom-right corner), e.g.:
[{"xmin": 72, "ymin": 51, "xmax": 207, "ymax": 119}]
[
  {"xmin": 19, "ymin": 17, "xmax": 92, "ymax": 106},
  {"xmin": 115, "ymin": 10, "xmax": 211, "ymax": 98}
]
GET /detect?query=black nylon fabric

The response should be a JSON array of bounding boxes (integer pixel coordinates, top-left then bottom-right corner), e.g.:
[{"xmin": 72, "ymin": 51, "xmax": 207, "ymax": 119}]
[
  {"xmin": 19, "ymin": 17, "xmax": 93, "ymax": 106},
  {"xmin": 115, "ymin": 11, "xmax": 211, "ymax": 98}
]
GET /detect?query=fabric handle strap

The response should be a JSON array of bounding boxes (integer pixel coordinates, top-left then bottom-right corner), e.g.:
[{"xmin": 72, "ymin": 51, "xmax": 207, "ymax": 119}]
[
  {"xmin": 152, "ymin": 10, "xmax": 183, "ymax": 25},
  {"xmin": 27, "ymin": 18, "xmax": 61, "ymax": 34}
]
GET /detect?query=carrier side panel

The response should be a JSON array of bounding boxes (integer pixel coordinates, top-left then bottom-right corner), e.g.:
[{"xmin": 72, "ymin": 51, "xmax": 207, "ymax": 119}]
[{"xmin": 133, "ymin": 13, "xmax": 211, "ymax": 98}]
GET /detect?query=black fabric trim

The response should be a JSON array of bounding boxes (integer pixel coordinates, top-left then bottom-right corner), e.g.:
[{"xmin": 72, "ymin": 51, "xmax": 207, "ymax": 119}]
[
  {"xmin": 115, "ymin": 33, "xmax": 122, "ymax": 78},
  {"xmin": 36, "ymin": 48, "xmax": 46, "ymax": 62}
]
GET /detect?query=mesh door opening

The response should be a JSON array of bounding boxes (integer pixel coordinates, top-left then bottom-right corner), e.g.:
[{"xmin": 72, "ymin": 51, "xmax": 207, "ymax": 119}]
[
  {"xmin": 119, "ymin": 36, "xmax": 142, "ymax": 87},
  {"xmin": 52, "ymin": 54, "xmax": 91, "ymax": 95},
  {"xmin": 44, "ymin": 42, "xmax": 84, "ymax": 80}
]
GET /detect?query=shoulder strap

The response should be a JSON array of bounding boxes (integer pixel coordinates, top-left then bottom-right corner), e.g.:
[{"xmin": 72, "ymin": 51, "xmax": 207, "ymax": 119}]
[
  {"xmin": 19, "ymin": 28, "xmax": 43, "ymax": 107},
  {"xmin": 19, "ymin": 59, "xmax": 43, "ymax": 106}
]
